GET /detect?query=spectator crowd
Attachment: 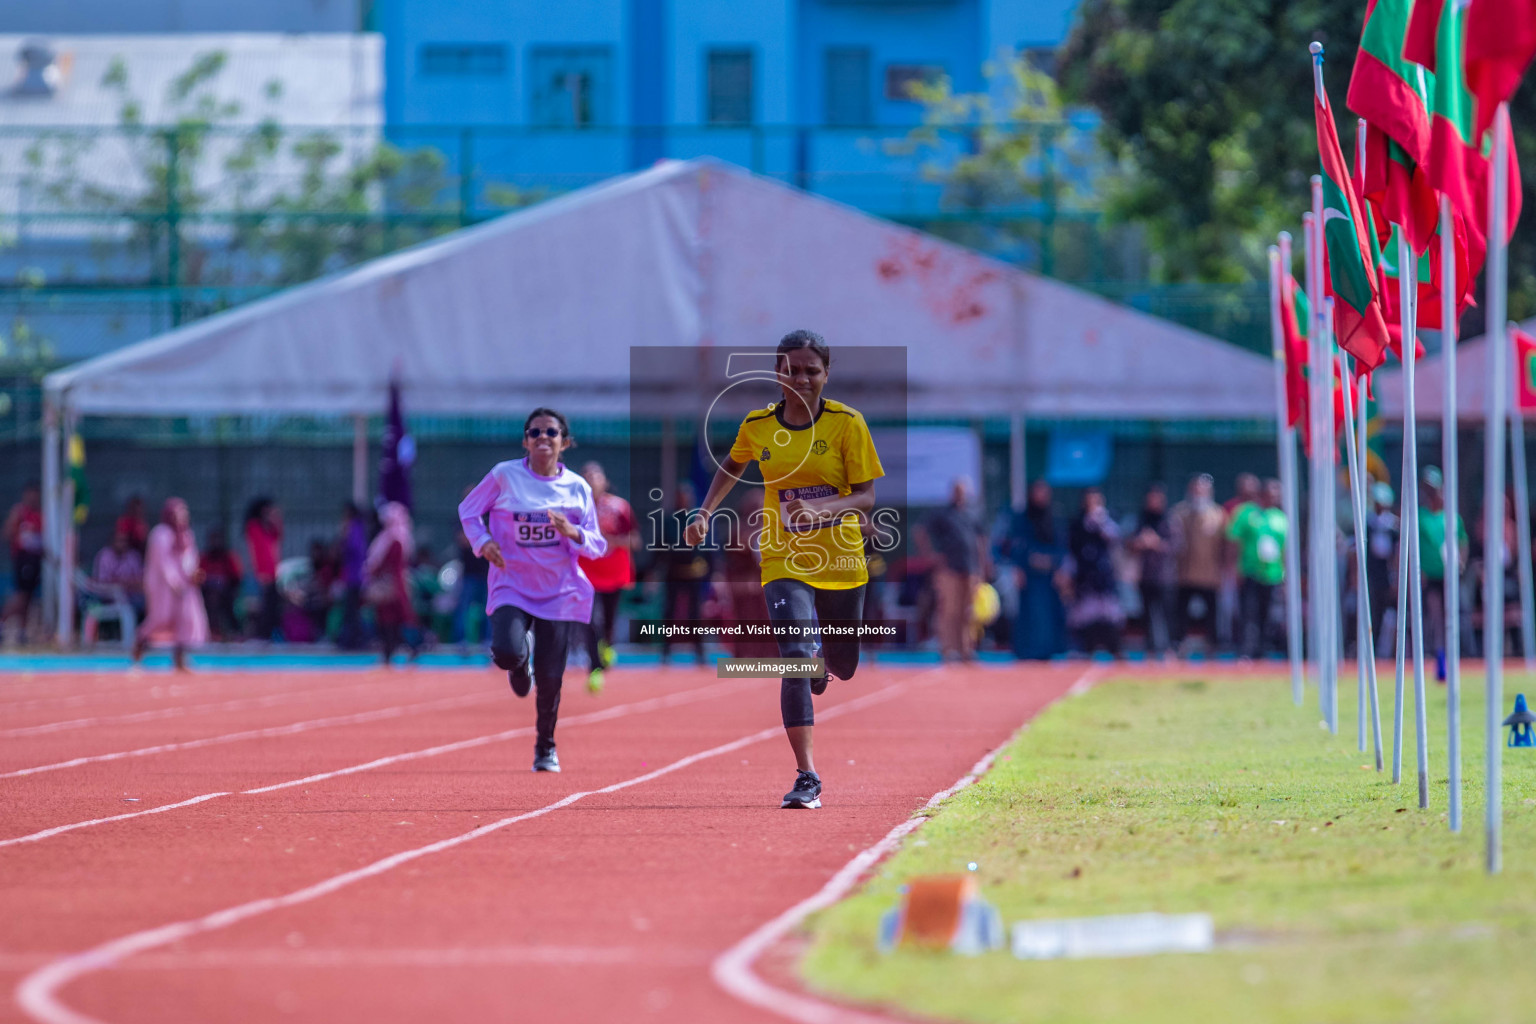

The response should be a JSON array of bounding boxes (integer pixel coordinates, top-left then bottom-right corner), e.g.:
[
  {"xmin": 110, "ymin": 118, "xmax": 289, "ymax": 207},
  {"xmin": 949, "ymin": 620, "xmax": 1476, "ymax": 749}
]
[{"xmin": 2, "ymin": 461, "xmax": 1531, "ymax": 669}]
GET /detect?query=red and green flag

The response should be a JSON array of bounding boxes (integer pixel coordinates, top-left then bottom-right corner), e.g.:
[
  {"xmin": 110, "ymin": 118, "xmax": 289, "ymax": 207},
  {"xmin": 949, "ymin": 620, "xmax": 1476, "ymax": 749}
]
[
  {"xmin": 1407, "ymin": 0, "xmax": 1523, "ymax": 277},
  {"xmin": 1377, "ymin": 222, "xmax": 1439, "ymax": 342},
  {"xmin": 1280, "ymin": 273, "xmax": 1311, "ymax": 431},
  {"xmin": 1514, "ymin": 326, "xmax": 1536, "ymax": 413},
  {"xmin": 1349, "ymin": 0, "xmax": 1441, "ymax": 254},
  {"xmin": 1349, "ymin": 0, "xmax": 1435, "ymax": 162},
  {"xmin": 1316, "ymin": 92, "xmax": 1392, "ymax": 371},
  {"xmin": 1466, "ymin": 0, "xmax": 1536, "ymax": 140},
  {"xmin": 1361, "ymin": 123, "xmax": 1441, "ymax": 254}
]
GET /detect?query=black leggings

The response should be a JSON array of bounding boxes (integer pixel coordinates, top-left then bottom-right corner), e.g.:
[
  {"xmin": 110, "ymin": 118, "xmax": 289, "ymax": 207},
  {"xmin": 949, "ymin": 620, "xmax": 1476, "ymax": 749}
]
[
  {"xmin": 490, "ymin": 604, "xmax": 574, "ymax": 752},
  {"xmin": 581, "ymin": 589, "xmax": 623, "ymax": 667},
  {"xmin": 764, "ymin": 578, "xmax": 865, "ymax": 729}
]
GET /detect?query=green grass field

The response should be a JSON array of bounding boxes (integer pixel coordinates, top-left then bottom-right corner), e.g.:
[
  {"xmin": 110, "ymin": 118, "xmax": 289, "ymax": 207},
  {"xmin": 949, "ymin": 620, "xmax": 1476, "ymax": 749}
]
[{"xmin": 801, "ymin": 669, "xmax": 1536, "ymax": 1024}]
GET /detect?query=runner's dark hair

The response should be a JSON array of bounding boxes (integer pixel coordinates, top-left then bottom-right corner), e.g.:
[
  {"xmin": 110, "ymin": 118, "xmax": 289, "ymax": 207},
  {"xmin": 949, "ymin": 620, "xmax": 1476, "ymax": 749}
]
[
  {"xmin": 524, "ymin": 407, "xmax": 571, "ymax": 438},
  {"xmin": 777, "ymin": 329, "xmax": 830, "ymax": 368}
]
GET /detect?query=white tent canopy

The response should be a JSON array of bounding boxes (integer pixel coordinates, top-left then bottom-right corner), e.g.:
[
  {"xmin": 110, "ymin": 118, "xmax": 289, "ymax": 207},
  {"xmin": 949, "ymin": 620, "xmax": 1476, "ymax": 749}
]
[
  {"xmin": 45, "ymin": 157, "xmax": 1270, "ymax": 420},
  {"xmin": 1375, "ymin": 319, "xmax": 1536, "ymax": 421}
]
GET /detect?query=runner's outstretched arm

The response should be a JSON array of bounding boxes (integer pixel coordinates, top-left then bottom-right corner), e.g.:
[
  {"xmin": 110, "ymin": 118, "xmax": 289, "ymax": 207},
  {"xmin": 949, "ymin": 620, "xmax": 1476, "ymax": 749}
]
[{"xmin": 685, "ymin": 458, "xmax": 747, "ymax": 546}]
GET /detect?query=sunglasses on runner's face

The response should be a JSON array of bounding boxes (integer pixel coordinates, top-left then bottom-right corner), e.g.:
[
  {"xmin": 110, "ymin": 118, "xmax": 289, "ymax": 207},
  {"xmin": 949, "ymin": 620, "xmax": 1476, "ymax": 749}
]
[{"xmin": 526, "ymin": 427, "xmax": 564, "ymax": 439}]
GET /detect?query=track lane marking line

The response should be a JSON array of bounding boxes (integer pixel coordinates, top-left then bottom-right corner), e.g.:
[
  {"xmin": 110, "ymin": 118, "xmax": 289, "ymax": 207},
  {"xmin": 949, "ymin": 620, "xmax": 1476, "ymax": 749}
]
[
  {"xmin": 711, "ymin": 667, "xmax": 1101, "ymax": 1024},
  {"xmin": 0, "ymin": 692, "xmax": 506, "ymax": 780},
  {"xmin": 0, "ymin": 678, "xmax": 755, "ymax": 849},
  {"xmin": 0, "ymin": 672, "xmax": 426, "ymax": 717},
  {"xmin": 0, "ymin": 679, "xmax": 472, "ymax": 739},
  {"xmin": 0, "ymin": 946, "xmax": 714, "ymax": 971},
  {"xmin": 12, "ymin": 678, "xmax": 921, "ymax": 1024}
]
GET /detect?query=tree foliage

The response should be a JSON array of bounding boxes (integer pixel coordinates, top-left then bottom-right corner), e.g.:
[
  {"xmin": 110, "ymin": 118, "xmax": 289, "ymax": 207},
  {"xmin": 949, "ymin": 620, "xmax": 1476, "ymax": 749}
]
[
  {"xmin": 1058, "ymin": 0, "xmax": 1536, "ymax": 318},
  {"xmin": 893, "ymin": 55, "xmax": 1128, "ymax": 276}
]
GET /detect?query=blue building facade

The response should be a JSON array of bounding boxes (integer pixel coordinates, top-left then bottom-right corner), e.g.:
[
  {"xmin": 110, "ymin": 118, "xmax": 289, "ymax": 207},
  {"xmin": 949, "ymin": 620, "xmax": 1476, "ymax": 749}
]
[{"xmin": 375, "ymin": 0, "xmax": 1081, "ymax": 214}]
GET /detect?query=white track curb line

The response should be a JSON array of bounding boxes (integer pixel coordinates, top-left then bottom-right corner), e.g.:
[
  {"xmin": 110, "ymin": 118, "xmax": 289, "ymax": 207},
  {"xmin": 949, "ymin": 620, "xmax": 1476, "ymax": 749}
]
[{"xmin": 711, "ymin": 666, "xmax": 1102, "ymax": 1024}]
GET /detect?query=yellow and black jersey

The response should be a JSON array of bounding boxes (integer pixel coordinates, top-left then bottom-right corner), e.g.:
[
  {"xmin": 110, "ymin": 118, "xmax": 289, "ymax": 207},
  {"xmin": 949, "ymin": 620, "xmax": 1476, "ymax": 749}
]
[{"xmin": 729, "ymin": 398, "xmax": 884, "ymax": 589}]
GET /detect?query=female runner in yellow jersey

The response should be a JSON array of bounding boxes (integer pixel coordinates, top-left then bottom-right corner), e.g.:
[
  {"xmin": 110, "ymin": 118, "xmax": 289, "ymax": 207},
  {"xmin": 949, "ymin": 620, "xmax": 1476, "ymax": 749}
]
[{"xmin": 684, "ymin": 329, "xmax": 884, "ymax": 809}]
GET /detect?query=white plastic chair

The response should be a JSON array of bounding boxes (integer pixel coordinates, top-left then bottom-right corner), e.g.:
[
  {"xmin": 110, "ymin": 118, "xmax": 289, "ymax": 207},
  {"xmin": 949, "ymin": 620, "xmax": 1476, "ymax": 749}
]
[{"xmin": 75, "ymin": 570, "xmax": 137, "ymax": 648}]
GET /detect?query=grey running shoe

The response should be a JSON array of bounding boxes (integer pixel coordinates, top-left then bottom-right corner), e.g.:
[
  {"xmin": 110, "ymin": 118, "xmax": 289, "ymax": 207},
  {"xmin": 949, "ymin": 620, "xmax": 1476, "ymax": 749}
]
[
  {"xmin": 532, "ymin": 747, "xmax": 561, "ymax": 773},
  {"xmin": 781, "ymin": 770, "xmax": 822, "ymax": 809}
]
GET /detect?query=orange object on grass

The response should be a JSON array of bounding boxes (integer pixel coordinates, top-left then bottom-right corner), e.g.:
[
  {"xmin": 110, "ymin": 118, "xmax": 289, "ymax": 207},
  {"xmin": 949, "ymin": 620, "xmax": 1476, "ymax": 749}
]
[{"xmin": 898, "ymin": 874, "xmax": 976, "ymax": 949}]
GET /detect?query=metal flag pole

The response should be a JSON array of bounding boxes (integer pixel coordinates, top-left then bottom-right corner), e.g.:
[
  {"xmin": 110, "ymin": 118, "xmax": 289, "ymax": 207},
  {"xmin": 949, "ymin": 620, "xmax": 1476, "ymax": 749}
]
[
  {"xmin": 1360, "ymin": 362, "xmax": 1385, "ymax": 770},
  {"xmin": 1338, "ymin": 336, "xmax": 1373, "ymax": 756},
  {"xmin": 1272, "ymin": 237, "xmax": 1306, "ymax": 704},
  {"xmin": 1353, "ymin": 118, "xmax": 1370, "ymax": 754},
  {"xmin": 1305, "ymin": 197, "xmax": 1330, "ymax": 724},
  {"xmin": 1312, "ymin": 44, "xmax": 1340, "ymax": 732},
  {"xmin": 1510, "ymin": 373, "xmax": 1535, "ymax": 667},
  {"xmin": 1485, "ymin": 103, "xmax": 1511, "ymax": 875},
  {"xmin": 1401, "ymin": 229, "xmax": 1432, "ymax": 809},
  {"xmin": 1393, "ymin": 427, "xmax": 1410, "ymax": 784},
  {"xmin": 1441, "ymin": 194, "xmax": 1463, "ymax": 830}
]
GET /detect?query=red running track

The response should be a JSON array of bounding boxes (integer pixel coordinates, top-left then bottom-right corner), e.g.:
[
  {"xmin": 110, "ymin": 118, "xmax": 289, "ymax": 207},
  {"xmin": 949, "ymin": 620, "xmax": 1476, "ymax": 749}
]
[{"xmin": 0, "ymin": 662, "xmax": 1086, "ymax": 1024}]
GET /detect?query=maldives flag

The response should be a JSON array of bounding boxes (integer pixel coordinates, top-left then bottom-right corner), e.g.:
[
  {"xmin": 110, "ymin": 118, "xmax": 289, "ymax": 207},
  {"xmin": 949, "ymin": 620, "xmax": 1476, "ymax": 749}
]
[
  {"xmin": 1515, "ymin": 326, "xmax": 1536, "ymax": 413},
  {"xmin": 1466, "ymin": 0, "xmax": 1536, "ymax": 140},
  {"xmin": 1413, "ymin": 0, "xmax": 1523, "ymax": 277},
  {"xmin": 1281, "ymin": 274, "xmax": 1311, "ymax": 431},
  {"xmin": 1362, "ymin": 124, "xmax": 1440, "ymax": 255},
  {"xmin": 1349, "ymin": 0, "xmax": 1434, "ymax": 164},
  {"xmin": 1376, "ymin": 222, "xmax": 1440, "ymax": 346},
  {"xmin": 1317, "ymin": 93, "xmax": 1391, "ymax": 371},
  {"xmin": 1404, "ymin": 0, "xmax": 1448, "ymax": 70},
  {"xmin": 1350, "ymin": 0, "xmax": 1442, "ymax": 253}
]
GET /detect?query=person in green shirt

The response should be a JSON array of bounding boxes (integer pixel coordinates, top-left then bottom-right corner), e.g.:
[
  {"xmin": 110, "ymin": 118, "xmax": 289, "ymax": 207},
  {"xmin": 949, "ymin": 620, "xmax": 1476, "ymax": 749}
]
[
  {"xmin": 1417, "ymin": 466, "xmax": 1466, "ymax": 682},
  {"xmin": 1228, "ymin": 478, "xmax": 1288, "ymax": 658}
]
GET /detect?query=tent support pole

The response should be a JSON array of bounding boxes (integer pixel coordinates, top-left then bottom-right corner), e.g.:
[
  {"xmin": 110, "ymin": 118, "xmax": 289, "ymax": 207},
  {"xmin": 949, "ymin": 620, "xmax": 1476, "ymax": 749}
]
[
  {"xmin": 661, "ymin": 417, "xmax": 677, "ymax": 513},
  {"xmin": 1009, "ymin": 413, "xmax": 1026, "ymax": 513},
  {"xmin": 41, "ymin": 396, "xmax": 60, "ymax": 646},
  {"xmin": 57, "ymin": 404, "xmax": 77, "ymax": 650},
  {"xmin": 352, "ymin": 415, "xmax": 368, "ymax": 507}
]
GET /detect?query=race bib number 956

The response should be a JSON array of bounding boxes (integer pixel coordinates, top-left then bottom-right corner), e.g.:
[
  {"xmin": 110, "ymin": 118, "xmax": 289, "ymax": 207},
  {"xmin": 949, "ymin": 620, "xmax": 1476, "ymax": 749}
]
[{"xmin": 513, "ymin": 511, "xmax": 560, "ymax": 547}]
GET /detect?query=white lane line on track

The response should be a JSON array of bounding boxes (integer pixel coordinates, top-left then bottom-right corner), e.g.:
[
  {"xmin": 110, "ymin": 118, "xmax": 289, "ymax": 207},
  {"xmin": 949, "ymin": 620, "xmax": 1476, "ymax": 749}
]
[
  {"xmin": 0, "ymin": 678, "xmax": 753, "ymax": 849},
  {"xmin": 0, "ymin": 679, "xmax": 454, "ymax": 739},
  {"xmin": 0, "ymin": 692, "xmax": 503, "ymax": 780},
  {"xmin": 0, "ymin": 672, "xmax": 403, "ymax": 716},
  {"xmin": 13, "ymin": 679, "xmax": 918, "ymax": 1024},
  {"xmin": 12, "ymin": 681, "xmax": 915, "ymax": 1024},
  {"xmin": 0, "ymin": 793, "xmax": 233, "ymax": 850},
  {"xmin": 710, "ymin": 667, "xmax": 1101, "ymax": 1024},
  {"xmin": 0, "ymin": 946, "xmax": 714, "ymax": 971}
]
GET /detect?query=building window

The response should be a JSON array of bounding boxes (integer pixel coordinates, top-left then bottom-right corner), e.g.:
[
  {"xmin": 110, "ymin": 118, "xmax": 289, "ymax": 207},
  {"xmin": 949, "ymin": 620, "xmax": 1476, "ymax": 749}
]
[
  {"xmin": 706, "ymin": 49, "xmax": 754, "ymax": 125},
  {"xmin": 419, "ymin": 43, "xmax": 507, "ymax": 77},
  {"xmin": 824, "ymin": 47, "xmax": 871, "ymax": 126},
  {"xmin": 884, "ymin": 64, "xmax": 945, "ymax": 102},
  {"xmin": 530, "ymin": 46, "xmax": 614, "ymax": 127}
]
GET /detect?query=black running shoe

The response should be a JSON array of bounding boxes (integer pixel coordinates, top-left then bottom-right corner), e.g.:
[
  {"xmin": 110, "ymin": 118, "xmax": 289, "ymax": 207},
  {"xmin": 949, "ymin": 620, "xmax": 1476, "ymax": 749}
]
[
  {"xmin": 532, "ymin": 747, "xmax": 560, "ymax": 773},
  {"xmin": 781, "ymin": 770, "xmax": 822, "ymax": 809},
  {"xmin": 810, "ymin": 671, "xmax": 831, "ymax": 696},
  {"xmin": 508, "ymin": 667, "xmax": 532, "ymax": 698}
]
